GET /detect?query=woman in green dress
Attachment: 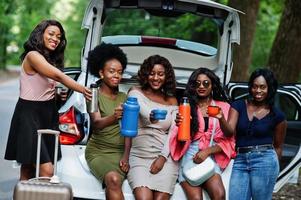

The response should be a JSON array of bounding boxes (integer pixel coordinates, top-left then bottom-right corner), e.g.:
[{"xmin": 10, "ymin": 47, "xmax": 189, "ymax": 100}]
[{"xmin": 85, "ymin": 43, "xmax": 129, "ymax": 200}]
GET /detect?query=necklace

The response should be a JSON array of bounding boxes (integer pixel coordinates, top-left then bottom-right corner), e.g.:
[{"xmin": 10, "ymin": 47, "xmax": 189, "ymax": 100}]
[
  {"xmin": 198, "ymin": 97, "xmax": 210, "ymax": 108},
  {"xmin": 253, "ymin": 109, "xmax": 263, "ymax": 117},
  {"xmin": 198, "ymin": 97, "xmax": 210, "ymax": 116},
  {"xmin": 252, "ymin": 106, "xmax": 268, "ymax": 117}
]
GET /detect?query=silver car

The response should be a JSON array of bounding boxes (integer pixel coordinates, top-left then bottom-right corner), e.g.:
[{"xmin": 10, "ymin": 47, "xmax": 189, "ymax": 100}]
[{"xmin": 57, "ymin": 0, "xmax": 301, "ymax": 199}]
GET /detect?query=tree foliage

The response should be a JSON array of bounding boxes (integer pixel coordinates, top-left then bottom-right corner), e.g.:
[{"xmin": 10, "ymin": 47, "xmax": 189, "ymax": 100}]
[
  {"xmin": 103, "ymin": 9, "xmax": 218, "ymax": 47},
  {"xmin": 0, "ymin": 0, "xmax": 17, "ymax": 69},
  {"xmin": 2, "ymin": 0, "xmax": 300, "ymax": 83},
  {"xmin": 251, "ymin": 0, "xmax": 284, "ymax": 71},
  {"xmin": 0, "ymin": 0, "xmax": 89, "ymax": 68},
  {"xmin": 54, "ymin": 0, "xmax": 87, "ymax": 67},
  {"xmin": 1, "ymin": 0, "xmax": 55, "ymax": 68}
]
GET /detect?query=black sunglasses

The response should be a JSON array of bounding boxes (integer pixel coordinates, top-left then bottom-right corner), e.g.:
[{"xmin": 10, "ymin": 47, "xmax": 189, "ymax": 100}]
[{"xmin": 192, "ymin": 80, "xmax": 211, "ymax": 89}]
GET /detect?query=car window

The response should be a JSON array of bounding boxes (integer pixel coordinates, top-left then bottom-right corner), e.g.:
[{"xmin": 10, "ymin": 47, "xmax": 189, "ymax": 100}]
[
  {"xmin": 60, "ymin": 69, "xmax": 81, "ymax": 98},
  {"xmin": 63, "ymin": 68, "xmax": 81, "ymax": 81},
  {"xmin": 275, "ymin": 93, "xmax": 300, "ymax": 121},
  {"xmin": 230, "ymin": 87, "xmax": 248, "ymax": 101},
  {"xmin": 102, "ymin": 8, "xmax": 219, "ymax": 53},
  {"xmin": 276, "ymin": 91, "xmax": 301, "ymax": 170},
  {"xmin": 66, "ymin": 74, "xmax": 79, "ymax": 81}
]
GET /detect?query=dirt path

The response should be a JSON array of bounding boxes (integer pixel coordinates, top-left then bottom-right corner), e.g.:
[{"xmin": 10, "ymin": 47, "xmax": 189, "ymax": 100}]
[{"xmin": 273, "ymin": 171, "xmax": 301, "ymax": 200}]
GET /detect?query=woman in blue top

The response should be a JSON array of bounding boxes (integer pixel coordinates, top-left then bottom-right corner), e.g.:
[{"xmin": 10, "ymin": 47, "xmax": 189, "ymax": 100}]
[{"xmin": 220, "ymin": 68, "xmax": 287, "ymax": 200}]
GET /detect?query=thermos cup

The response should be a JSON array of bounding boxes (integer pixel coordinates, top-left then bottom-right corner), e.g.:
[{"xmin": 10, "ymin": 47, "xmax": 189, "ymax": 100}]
[
  {"xmin": 55, "ymin": 86, "xmax": 62, "ymax": 95},
  {"xmin": 152, "ymin": 109, "xmax": 167, "ymax": 120},
  {"xmin": 207, "ymin": 105, "xmax": 220, "ymax": 117},
  {"xmin": 120, "ymin": 97, "xmax": 140, "ymax": 137},
  {"xmin": 55, "ymin": 86, "xmax": 68, "ymax": 102},
  {"xmin": 88, "ymin": 83, "xmax": 99, "ymax": 113},
  {"xmin": 178, "ymin": 97, "xmax": 191, "ymax": 141},
  {"xmin": 55, "ymin": 86, "xmax": 62, "ymax": 101}
]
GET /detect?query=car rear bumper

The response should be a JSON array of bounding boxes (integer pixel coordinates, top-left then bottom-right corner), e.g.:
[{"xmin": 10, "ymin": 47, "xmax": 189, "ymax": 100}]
[{"xmin": 57, "ymin": 145, "xmax": 235, "ymax": 199}]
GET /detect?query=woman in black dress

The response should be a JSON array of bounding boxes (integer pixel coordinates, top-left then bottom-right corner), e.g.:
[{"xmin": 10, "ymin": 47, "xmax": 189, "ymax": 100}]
[{"xmin": 4, "ymin": 19, "xmax": 91, "ymax": 180}]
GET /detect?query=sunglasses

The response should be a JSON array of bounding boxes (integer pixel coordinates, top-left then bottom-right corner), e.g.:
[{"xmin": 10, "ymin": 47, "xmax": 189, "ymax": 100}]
[{"xmin": 193, "ymin": 80, "xmax": 211, "ymax": 88}]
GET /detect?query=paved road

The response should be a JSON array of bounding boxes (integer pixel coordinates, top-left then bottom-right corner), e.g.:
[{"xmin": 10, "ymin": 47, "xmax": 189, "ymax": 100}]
[{"xmin": 0, "ymin": 79, "xmax": 19, "ymax": 200}]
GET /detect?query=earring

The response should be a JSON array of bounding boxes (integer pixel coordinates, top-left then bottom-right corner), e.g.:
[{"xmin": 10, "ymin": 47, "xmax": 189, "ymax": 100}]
[{"xmin": 100, "ymin": 75, "xmax": 104, "ymax": 79}]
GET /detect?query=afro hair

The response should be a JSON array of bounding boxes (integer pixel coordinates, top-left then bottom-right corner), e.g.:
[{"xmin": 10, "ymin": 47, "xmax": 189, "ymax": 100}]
[{"xmin": 87, "ymin": 43, "xmax": 127, "ymax": 77}]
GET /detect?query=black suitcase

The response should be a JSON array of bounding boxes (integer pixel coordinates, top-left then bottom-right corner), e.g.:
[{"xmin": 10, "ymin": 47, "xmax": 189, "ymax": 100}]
[{"xmin": 13, "ymin": 129, "xmax": 73, "ymax": 200}]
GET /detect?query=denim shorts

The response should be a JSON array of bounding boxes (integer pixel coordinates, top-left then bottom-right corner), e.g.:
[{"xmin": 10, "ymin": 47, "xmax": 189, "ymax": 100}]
[{"xmin": 178, "ymin": 140, "xmax": 221, "ymax": 183}]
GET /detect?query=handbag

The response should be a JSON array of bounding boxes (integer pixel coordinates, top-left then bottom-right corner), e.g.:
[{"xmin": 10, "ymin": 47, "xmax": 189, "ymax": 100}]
[{"xmin": 183, "ymin": 101, "xmax": 218, "ymax": 186}]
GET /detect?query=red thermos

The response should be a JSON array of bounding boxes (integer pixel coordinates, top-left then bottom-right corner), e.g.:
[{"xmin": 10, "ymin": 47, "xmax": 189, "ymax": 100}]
[{"xmin": 178, "ymin": 97, "xmax": 190, "ymax": 141}]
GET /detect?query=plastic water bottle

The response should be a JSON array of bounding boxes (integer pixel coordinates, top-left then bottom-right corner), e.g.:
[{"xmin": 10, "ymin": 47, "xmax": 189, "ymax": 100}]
[
  {"xmin": 88, "ymin": 83, "xmax": 98, "ymax": 113},
  {"xmin": 121, "ymin": 97, "xmax": 140, "ymax": 137},
  {"xmin": 178, "ymin": 97, "xmax": 191, "ymax": 141}
]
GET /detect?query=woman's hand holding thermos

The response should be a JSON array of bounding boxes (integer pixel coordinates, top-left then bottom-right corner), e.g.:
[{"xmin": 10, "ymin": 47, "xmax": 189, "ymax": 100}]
[
  {"xmin": 114, "ymin": 104, "xmax": 123, "ymax": 120},
  {"xmin": 175, "ymin": 112, "xmax": 183, "ymax": 126},
  {"xmin": 83, "ymin": 87, "xmax": 92, "ymax": 102}
]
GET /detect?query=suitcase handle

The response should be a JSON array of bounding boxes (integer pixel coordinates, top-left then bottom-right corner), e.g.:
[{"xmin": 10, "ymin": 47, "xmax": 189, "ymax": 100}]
[
  {"xmin": 37, "ymin": 129, "xmax": 60, "ymax": 135},
  {"xmin": 36, "ymin": 129, "xmax": 60, "ymax": 182}
]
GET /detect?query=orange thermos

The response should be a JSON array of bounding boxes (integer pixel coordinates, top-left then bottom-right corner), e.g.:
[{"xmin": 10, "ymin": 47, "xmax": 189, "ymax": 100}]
[{"xmin": 178, "ymin": 97, "xmax": 191, "ymax": 141}]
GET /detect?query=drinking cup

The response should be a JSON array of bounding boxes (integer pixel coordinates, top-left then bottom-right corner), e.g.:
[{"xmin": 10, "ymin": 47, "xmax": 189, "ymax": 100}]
[
  {"xmin": 207, "ymin": 106, "xmax": 220, "ymax": 117},
  {"xmin": 152, "ymin": 109, "xmax": 167, "ymax": 120}
]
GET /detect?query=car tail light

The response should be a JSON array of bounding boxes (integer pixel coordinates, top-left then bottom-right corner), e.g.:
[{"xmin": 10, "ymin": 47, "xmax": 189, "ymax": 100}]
[
  {"xmin": 141, "ymin": 36, "xmax": 176, "ymax": 46},
  {"xmin": 59, "ymin": 106, "xmax": 83, "ymax": 145}
]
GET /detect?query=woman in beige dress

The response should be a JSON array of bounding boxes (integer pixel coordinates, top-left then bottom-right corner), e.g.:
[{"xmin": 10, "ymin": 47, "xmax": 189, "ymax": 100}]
[{"xmin": 126, "ymin": 55, "xmax": 179, "ymax": 200}]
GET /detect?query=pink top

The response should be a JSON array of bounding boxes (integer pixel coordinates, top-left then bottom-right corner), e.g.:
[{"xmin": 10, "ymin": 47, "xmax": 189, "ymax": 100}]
[
  {"xmin": 169, "ymin": 100, "xmax": 236, "ymax": 169},
  {"xmin": 19, "ymin": 66, "xmax": 56, "ymax": 101}
]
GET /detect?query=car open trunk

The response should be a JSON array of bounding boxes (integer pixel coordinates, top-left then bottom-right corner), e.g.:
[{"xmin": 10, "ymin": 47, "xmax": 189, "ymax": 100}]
[{"xmin": 81, "ymin": 0, "xmax": 241, "ymax": 86}]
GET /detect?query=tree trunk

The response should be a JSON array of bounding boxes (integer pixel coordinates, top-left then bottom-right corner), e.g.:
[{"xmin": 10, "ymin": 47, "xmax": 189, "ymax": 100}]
[
  {"xmin": 228, "ymin": 0, "xmax": 260, "ymax": 81},
  {"xmin": 267, "ymin": 0, "xmax": 301, "ymax": 83}
]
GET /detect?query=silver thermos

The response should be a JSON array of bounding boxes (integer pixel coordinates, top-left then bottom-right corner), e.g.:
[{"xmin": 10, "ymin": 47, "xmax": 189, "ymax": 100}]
[
  {"xmin": 55, "ymin": 86, "xmax": 62, "ymax": 95},
  {"xmin": 55, "ymin": 86, "xmax": 62, "ymax": 101},
  {"xmin": 88, "ymin": 83, "xmax": 99, "ymax": 113}
]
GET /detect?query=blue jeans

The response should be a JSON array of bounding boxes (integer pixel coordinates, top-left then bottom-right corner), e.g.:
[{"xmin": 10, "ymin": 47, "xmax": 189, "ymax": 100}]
[{"xmin": 229, "ymin": 149, "xmax": 279, "ymax": 200}]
